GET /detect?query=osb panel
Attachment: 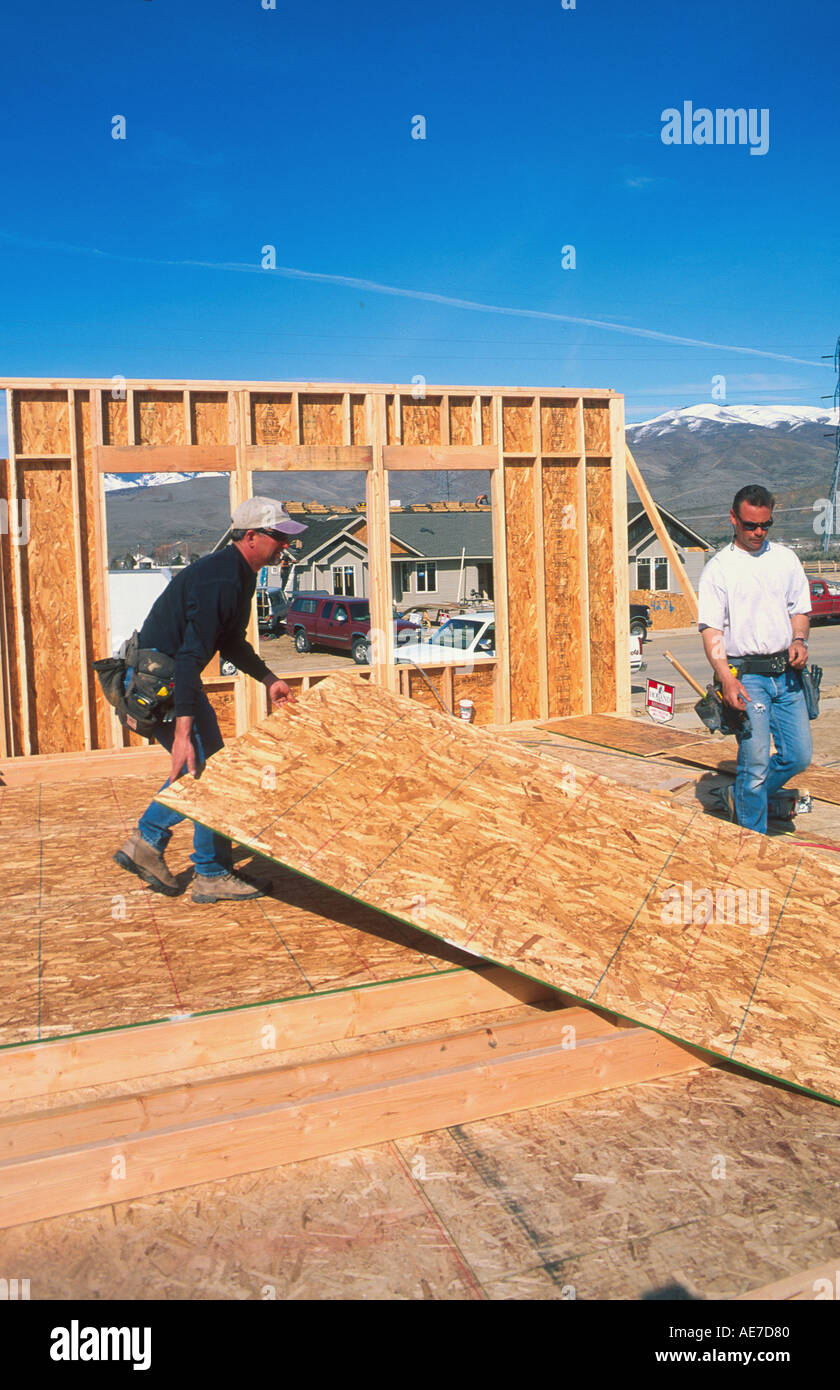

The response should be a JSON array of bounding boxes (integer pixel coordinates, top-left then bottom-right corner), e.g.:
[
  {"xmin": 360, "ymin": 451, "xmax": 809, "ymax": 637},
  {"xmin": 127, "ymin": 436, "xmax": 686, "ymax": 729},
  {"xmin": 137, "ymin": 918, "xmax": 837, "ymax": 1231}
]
[
  {"xmin": 586, "ymin": 463, "xmax": 616, "ymax": 716},
  {"xmin": 407, "ymin": 667, "xmax": 447, "ymax": 713},
  {"xmin": 206, "ymin": 686, "xmax": 238, "ymax": 742},
  {"xmin": 666, "ymin": 744, "xmax": 840, "ymax": 806},
  {"xmin": 252, "ymin": 395, "xmax": 293, "ymax": 446},
  {"xmin": 191, "ymin": 393, "xmax": 228, "ymax": 446},
  {"xmin": 543, "ymin": 462, "xmax": 583, "ymax": 718},
  {"xmin": 15, "ymin": 391, "xmax": 69, "ymax": 456},
  {"xmin": 504, "ymin": 463, "xmax": 539, "ymax": 721},
  {"xmin": 541, "ymin": 400, "xmax": 579, "ymax": 455},
  {"xmin": 629, "ymin": 588, "xmax": 696, "ymax": 630},
  {"xmin": 449, "ymin": 397, "xmax": 474, "ymax": 446},
  {"xmin": 481, "ymin": 398, "xmax": 493, "ymax": 446},
  {"xmin": 0, "ymin": 772, "xmax": 463, "ymax": 1046},
  {"xmin": 453, "ymin": 665, "xmax": 496, "ymax": 725},
  {"xmin": 300, "ymin": 395, "xmax": 343, "ymax": 447},
  {"xmin": 104, "ymin": 397, "xmax": 128, "ymax": 447},
  {"xmin": 0, "ymin": 459, "xmax": 24, "ymax": 755},
  {"xmin": 401, "ymin": 400, "xmax": 442, "ymax": 446},
  {"xmin": 502, "ymin": 400, "xmax": 533, "ymax": 453},
  {"xmin": 74, "ymin": 395, "xmax": 109, "ymax": 750},
  {"xmin": 160, "ymin": 674, "xmax": 840, "ymax": 1103},
  {"xmin": 582, "ymin": 401, "xmax": 611, "ymax": 455},
  {"xmin": 542, "ymin": 714, "xmax": 711, "ymax": 759},
  {"xmin": 351, "ymin": 396, "xmax": 368, "ymax": 446},
  {"xmin": 135, "ymin": 393, "xmax": 186, "ymax": 447},
  {"xmin": 18, "ymin": 463, "xmax": 84, "ymax": 753}
]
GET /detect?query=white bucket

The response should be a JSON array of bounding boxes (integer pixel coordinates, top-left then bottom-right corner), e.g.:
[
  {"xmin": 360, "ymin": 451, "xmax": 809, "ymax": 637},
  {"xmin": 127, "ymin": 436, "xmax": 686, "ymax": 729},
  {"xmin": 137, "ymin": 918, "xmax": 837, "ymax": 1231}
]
[{"xmin": 459, "ymin": 699, "xmax": 475, "ymax": 722}]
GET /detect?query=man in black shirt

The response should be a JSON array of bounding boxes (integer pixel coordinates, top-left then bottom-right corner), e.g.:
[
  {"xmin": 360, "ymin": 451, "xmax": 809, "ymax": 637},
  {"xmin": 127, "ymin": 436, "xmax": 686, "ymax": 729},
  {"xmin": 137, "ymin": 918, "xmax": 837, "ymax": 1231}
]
[{"xmin": 115, "ymin": 497, "xmax": 306, "ymax": 902}]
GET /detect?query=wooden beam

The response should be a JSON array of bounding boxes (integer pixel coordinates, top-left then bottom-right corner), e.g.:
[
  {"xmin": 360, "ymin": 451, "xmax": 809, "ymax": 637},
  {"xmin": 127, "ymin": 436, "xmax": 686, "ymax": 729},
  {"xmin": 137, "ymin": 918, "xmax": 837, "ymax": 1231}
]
[
  {"xmin": 0, "ymin": 967, "xmax": 553, "ymax": 1105},
  {"xmin": 245, "ymin": 444, "xmax": 372, "ymax": 471},
  {"xmin": 95, "ymin": 445, "xmax": 235, "ymax": 473},
  {"xmin": 625, "ymin": 445, "xmax": 698, "ymax": 621},
  {"xmin": 89, "ymin": 388, "xmax": 120, "ymax": 748},
  {"xmin": 366, "ymin": 395, "xmax": 396, "ymax": 689},
  {"xmin": 491, "ymin": 395, "xmax": 510, "ymax": 723},
  {"xmin": 576, "ymin": 400, "xmax": 593, "ymax": 715},
  {"xmin": 383, "ymin": 445, "xmax": 496, "ymax": 470},
  {"xmin": 533, "ymin": 398, "xmax": 549, "ymax": 722},
  {"xmin": 0, "ymin": 1017, "xmax": 703, "ymax": 1229},
  {"xmin": 611, "ymin": 399, "xmax": 631, "ymax": 716},
  {"xmin": 731, "ymin": 1258, "xmax": 840, "ymax": 1301},
  {"xmin": 126, "ymin": 387, "xmax": 137, "ymax": 445},
  {"xmin": 5, "ymin": 391, "xmax": 31, "ymax": 755},
  {"xmin": 67, "ymin": 390, "xmax": 92, "ymax": 751},
  {"xmin": 0, "ymin": 744, "xmax": 168, "ymax": 787}
]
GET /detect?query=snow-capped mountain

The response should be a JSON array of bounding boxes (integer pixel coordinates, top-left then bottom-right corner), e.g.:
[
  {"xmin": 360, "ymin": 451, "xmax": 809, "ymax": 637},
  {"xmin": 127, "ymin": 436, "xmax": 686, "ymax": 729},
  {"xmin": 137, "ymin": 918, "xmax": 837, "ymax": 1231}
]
[
  {"xmin": 626, "ymin": 403, "xmax": 838, "ymax": 541},
  {"xmin": 104, "ymin": 471, "xmax": 208, "ymax": 493},
  {"xmin": 629, "ymin": 403, "xmax": 838, "ymax": 439}
]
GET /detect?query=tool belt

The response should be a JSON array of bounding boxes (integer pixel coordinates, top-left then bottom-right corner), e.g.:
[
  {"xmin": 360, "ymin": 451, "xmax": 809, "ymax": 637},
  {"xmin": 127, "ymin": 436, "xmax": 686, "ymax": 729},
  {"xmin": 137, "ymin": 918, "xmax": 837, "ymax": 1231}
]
[
  {"xmin": 726, "ymin": 650, "xmax": 789, "ymax": 676},
  {"xmin": 93, "ymin": 633, "xmax": 176, "ymax": 737}
]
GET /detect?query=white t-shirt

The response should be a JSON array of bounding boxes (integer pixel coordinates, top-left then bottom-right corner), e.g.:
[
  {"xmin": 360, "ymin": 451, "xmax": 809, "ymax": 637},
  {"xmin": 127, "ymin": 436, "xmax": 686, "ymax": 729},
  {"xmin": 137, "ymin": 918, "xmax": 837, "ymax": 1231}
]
[{"xmin": 697, "ymin": 541, "xmax": 811, "ymax": 657}]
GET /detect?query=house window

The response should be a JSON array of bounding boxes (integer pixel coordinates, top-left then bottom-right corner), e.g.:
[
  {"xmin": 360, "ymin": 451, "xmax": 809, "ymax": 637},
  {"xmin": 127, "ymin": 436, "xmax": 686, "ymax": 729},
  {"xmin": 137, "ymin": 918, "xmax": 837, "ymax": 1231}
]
[
  {"xmin": 416, "ymin": 562, "xmax": 437, "ymax": 594},
  {"xmin": 332, "ymin": 565, "xmax": 356, "ymax": 596},
  {"xmin": 636, "ymin": 557, "xmax": 669, "ymax": 591}
]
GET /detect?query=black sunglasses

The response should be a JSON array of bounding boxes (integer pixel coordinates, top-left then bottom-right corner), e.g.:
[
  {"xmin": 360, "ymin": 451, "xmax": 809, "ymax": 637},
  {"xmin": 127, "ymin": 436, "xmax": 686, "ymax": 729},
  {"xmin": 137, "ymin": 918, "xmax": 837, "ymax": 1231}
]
[
  {"xmin": 737, "ymin": 517, "xmax": 773, "ymax": 531},
  {"xmin": 256, "ymin": 528, "xmax": 289, "ymax": 542}
]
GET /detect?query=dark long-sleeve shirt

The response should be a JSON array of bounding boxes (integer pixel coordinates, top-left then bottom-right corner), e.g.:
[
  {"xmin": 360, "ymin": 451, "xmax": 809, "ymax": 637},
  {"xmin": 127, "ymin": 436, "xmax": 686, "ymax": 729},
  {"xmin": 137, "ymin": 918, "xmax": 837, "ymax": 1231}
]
[{"xmin": 139, "ymin": 546, "xmax": 270, "ymax": 717}]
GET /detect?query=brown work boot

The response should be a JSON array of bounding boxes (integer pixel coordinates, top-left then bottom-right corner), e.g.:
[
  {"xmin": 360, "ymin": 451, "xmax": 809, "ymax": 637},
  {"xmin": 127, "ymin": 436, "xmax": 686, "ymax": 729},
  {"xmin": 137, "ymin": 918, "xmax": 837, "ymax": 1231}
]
[
  {"xmin": 191, "ymin": 871, "xmax": 266, "ymax": 904},
  {"xmin": 114, "ymin": 829, "xmax": 180, "ymax": 896}
]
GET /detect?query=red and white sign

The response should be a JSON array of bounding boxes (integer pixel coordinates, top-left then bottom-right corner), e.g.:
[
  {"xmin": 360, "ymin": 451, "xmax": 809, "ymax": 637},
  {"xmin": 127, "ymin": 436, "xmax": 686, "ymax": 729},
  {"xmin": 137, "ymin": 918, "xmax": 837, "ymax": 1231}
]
[{"xmin": 646, "ymin": 678, "xmax": 675, "ymax": 723}]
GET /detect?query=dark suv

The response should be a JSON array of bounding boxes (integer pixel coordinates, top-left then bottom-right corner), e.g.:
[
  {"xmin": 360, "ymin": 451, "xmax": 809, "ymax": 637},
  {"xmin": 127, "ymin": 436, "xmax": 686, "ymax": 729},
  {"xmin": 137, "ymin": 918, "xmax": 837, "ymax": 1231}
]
[
  {"xmin": 630, "ymin": 602, "xmax": 652, "ymax": 641},
  {"xmin": 287, "ymin": 593, "xmax": 420, "ymax": 664}
]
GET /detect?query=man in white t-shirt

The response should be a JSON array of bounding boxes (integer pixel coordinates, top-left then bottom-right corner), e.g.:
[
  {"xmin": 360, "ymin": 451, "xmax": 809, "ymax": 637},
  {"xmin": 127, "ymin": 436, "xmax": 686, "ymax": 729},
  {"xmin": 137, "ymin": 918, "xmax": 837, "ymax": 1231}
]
[{"xmin": 697, "ymin": 484, "xmax": 812, "ymax": 833}]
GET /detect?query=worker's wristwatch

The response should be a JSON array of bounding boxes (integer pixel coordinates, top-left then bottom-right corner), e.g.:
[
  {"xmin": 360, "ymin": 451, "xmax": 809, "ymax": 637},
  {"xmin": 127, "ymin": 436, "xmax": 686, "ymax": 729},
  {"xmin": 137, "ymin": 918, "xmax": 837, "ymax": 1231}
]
[{"xmin": 792, "ymin": 638, "xmax": 808, "ymax": 649}]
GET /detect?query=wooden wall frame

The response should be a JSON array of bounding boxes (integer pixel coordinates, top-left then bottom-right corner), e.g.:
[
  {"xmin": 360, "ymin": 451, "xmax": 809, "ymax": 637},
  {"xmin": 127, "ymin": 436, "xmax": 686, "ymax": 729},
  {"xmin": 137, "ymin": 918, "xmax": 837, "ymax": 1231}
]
[{"xmin": 0, "ymin": 379, "xmax": 630, "ymax": 758}]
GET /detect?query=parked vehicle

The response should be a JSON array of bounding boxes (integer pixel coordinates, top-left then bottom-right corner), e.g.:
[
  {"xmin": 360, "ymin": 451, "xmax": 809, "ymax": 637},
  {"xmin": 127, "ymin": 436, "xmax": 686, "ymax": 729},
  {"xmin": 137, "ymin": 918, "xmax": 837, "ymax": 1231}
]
[
  {"xmin": 630, "ymin": 602, "xmax": 652, "ymax": 641},
  {"xmin": 286, "ymin": 593, "xmax": 420, "ymax": 664},
  {"xmin": 395, "ymin": 613, "xmax": 496, "ymax": 666},
  {"xmin": 257, "ymin": 587, "xmax": 290, "ymax": 637},
  {"xmin": 630, "ymin": 633, "xmax": 646, "ymax": 674},
  {"xmin": 808, "ymin": 579, "xmax": 840, "ymax": 624}
]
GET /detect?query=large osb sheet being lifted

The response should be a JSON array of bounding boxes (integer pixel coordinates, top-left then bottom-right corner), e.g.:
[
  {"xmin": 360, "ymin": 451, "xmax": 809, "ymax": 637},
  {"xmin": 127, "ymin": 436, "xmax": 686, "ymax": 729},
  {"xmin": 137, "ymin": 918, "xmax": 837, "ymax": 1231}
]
[{"xmin": 159, "ymin": 674, "xmax": 840, "ymax": 1103}]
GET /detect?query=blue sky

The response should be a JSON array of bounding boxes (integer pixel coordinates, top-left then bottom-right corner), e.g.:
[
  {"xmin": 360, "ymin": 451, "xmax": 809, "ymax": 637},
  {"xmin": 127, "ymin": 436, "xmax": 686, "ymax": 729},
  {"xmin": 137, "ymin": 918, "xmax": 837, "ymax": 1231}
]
[{"xmin": 1, "ymin": 0, "xmax": 837, "ymax": 450}]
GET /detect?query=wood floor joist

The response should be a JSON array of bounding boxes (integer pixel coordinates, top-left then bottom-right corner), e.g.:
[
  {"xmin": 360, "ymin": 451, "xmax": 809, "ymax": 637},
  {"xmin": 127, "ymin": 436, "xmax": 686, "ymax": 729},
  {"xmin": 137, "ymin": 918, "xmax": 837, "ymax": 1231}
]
[
  {"xmin": 159, "ymin": 675, "xmax": 840, "ymax": 1103},
  {"xmin": 0, "ymin": 966, "xmax": 551, "ymax": 1106},
  {"xmin": 0, "ymin": 1008, "xmax": 703, "ymax": 1230}
]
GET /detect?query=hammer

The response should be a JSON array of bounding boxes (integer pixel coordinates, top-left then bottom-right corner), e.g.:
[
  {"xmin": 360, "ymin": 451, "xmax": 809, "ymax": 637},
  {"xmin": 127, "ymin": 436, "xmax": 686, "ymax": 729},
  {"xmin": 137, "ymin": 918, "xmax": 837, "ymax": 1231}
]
[{"xmin": 663, "ymin": 650, "xmax": 747, "ymax": 737}]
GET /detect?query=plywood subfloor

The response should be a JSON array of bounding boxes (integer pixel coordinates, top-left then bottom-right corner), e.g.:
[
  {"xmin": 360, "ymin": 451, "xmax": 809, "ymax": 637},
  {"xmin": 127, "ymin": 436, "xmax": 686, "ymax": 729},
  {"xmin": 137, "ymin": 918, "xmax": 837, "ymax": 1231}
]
[
  {"xmin": 159, "ymin": 674, "xmax": 840, "ymax": 1102},
  {"xmin": 2, "ymin": 1064, "xmax": 837, "ymax": 1300},
  {"xmin": 541, "ymin": 713, "xmax": 712, "ymax": 757},
  {"xmin": 0, "ymin": 774, "xmax": 472, "ymax": 1048},
  {"xmin": 543, "ymin": 713, "xmax": 840, "ymax": 805}
]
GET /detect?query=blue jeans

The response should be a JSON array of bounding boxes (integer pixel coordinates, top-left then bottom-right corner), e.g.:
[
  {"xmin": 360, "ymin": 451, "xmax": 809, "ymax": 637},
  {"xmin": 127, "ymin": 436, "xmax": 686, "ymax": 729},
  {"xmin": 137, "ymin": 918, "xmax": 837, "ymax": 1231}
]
[
  {"xmin": 734, "ymin": 671, "xmax": 812, "ymax": 834},
  {"xmin": 137, "ymin": 689, "xmax": 232, "ymax": 877}
]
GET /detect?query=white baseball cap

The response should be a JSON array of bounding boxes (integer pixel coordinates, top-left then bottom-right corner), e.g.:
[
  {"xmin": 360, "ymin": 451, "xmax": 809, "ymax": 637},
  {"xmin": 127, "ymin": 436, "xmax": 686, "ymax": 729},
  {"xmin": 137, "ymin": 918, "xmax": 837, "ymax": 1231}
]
[{"xmin": 232, "ymin": 496, "xmax": 308, "ymax": 536}]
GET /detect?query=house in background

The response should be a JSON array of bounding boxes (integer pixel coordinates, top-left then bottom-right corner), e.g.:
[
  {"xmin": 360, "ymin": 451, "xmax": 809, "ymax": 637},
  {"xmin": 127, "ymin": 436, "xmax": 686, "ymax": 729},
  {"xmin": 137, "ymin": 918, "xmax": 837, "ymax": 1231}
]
[
  {"xmin": 627, "ymin": 503, "xmax": 713, "ymax": 629},
  {"xmin": 275, "ymin": 502, "xmax": 494, "ymax": 608}
]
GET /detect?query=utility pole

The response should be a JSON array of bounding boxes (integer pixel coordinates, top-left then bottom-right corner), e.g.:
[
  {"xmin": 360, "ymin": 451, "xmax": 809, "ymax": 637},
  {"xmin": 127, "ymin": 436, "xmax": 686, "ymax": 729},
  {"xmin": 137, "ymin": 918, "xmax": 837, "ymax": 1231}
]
[{"xmin": 821, "ymin": 335, "xmax": 840, "ymax": 555}]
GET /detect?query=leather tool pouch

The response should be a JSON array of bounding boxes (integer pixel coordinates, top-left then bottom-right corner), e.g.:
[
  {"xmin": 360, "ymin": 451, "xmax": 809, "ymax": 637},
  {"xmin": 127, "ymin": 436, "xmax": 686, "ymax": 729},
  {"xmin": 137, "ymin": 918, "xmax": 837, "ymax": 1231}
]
[
  {"xmin": 800, "ymin": 663, "xmax": 822, "ymax": 721},
  {"xmin": 93, "ymin": 634, "xmax": 175, "ymax": 737}
]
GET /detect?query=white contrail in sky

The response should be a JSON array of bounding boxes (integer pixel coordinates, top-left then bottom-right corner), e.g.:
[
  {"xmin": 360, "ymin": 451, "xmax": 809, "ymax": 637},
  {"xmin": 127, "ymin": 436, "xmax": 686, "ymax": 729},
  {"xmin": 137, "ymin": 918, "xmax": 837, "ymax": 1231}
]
[{"xmin": 0, "ymin": 232, "xmax": 826, "ymax": 368}]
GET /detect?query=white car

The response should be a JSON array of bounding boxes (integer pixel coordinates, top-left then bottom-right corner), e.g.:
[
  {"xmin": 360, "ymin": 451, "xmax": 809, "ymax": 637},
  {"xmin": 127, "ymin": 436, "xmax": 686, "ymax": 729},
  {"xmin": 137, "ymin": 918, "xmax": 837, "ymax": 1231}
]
[
  {"xmin": 395, "ymin": 613, "xmax": 496, "ymax": 665},
  {"xmin": 630, "ymin": 633, "xmax": 646, "ymax": 673}
]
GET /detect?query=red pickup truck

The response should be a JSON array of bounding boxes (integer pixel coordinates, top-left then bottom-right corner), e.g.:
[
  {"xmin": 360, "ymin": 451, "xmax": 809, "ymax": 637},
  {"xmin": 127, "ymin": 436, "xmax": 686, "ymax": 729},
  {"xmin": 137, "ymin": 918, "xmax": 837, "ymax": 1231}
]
[{"xmin": 808, "ymin": 579, "xmax": 840, "ymax": 624}]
